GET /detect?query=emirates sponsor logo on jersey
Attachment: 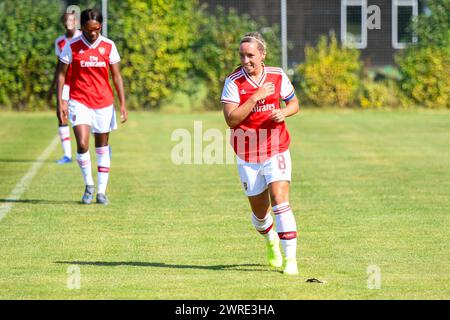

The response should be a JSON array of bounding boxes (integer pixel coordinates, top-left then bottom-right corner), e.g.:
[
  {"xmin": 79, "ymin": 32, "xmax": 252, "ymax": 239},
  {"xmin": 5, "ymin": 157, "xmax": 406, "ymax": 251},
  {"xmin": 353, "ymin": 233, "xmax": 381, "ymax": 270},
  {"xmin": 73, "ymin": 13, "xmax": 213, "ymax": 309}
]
[
  {"xmin": 81, "ymin": 55, "xmax": 106, "ymax": 67},
  {"xmin": 252, "ymin": 99, "xmax": 275, "ymax": 113}
]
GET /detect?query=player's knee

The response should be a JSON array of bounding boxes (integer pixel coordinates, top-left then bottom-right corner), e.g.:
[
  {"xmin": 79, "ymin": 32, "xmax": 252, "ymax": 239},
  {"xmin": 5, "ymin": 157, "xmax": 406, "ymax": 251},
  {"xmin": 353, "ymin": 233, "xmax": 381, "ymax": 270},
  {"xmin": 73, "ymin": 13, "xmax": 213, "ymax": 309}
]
[
  {"xmin": 253, "ymin": 208, "xmax": 271, "ymax": 220},
  {"xmin": 77, "ymin": 143, "xmax": 89, "ymax": 154},
  {"xmin": 270, "ymin": 190, "xmax": 288, "ymax": 206}
]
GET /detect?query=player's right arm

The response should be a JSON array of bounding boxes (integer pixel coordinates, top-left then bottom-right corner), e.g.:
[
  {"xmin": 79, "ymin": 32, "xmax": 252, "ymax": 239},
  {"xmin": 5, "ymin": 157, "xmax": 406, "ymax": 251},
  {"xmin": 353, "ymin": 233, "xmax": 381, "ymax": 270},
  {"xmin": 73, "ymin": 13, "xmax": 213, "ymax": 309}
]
[
  {"xmin": 56, "ymin": 62, "xmax": 69, "ymax": 122},
  {"xmin": 56, "ymin": 42, "xmax": 72, "ymax": 123},
  {"xmin": 223, "ymin": 82, "xmax": 275, "ymax": 128}
]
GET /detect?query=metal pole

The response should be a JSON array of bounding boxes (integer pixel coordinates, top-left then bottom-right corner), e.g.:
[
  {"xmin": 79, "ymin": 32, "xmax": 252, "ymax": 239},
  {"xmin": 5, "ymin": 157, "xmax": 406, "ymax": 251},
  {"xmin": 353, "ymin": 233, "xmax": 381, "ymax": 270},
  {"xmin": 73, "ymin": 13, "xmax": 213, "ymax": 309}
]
[
  {"xmin": 281, "ymin": 0, "xmax": 288, "ymax": 70},
  {"xmin": 102, "ymin": 0, "xmax": 108, "ymax": 37}
]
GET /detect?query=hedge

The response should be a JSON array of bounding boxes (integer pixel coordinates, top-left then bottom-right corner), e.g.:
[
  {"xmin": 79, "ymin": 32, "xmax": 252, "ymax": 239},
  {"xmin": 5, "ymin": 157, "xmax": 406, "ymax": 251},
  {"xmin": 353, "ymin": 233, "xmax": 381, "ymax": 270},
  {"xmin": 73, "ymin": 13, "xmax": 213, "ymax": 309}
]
[{"xmin": 0, "ymin": 0, "xmax": 60, "ymax": 110}]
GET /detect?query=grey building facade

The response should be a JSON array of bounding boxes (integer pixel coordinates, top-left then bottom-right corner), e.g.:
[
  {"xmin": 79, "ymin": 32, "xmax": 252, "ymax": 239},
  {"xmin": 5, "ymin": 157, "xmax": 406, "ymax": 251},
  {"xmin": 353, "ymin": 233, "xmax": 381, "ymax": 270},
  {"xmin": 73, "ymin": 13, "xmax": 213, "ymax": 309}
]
[{"xmin": 201, "ymin": 0, "xmax": 425, "ymax": 67}]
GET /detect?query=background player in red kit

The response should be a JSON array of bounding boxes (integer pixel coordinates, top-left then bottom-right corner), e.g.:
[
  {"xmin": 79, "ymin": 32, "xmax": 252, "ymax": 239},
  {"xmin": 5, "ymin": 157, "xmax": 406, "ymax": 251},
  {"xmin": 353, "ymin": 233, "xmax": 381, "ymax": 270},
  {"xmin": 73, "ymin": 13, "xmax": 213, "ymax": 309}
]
[
  {"xmin": 48, "ymin": 12, "xmax": 82, "ymax": 164},
  {"xmin": 57, "ymin": 8, "xmax": 128, "ymax": 205},
  {"xmin": 221, "ymin": 32, "xmax": 300, "ymax": 275}
]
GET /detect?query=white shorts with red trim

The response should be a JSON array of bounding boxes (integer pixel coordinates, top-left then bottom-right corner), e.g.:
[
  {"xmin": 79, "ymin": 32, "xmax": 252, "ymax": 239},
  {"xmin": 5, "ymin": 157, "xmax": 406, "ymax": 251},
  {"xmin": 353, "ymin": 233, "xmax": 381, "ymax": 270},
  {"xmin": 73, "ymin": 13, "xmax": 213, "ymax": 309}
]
[
  {"xmin": 237, "ymin": 149, "xmax": 292, "ymax": 197},
  {"xmin": 68, "ymin": 99, "xmax": 117, "ymax": 134},
  {"xmin": 62, "ymin": 84, "xmax": 70, "ymax": 101}
]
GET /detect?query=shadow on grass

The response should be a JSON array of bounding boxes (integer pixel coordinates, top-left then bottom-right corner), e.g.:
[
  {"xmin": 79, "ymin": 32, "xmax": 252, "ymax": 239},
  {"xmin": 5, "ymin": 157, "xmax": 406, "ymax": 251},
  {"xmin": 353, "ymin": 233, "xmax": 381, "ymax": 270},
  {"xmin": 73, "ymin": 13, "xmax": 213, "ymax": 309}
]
[
  {"xmin": 54, "ymin": 261, "xmax": 271, "ymax": 272},
  {"xmin": 0, "ymin": 199, "xmax": 78, "ymax": 205}
]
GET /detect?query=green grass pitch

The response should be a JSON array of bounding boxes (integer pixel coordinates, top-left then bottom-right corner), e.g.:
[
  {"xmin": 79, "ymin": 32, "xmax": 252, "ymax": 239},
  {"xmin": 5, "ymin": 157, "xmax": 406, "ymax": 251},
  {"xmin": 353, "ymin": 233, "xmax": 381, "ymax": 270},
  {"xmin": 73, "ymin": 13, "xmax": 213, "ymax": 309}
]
[{"xmin": 0, "ymin": 109, "xmax": 449, "ymax": 299}]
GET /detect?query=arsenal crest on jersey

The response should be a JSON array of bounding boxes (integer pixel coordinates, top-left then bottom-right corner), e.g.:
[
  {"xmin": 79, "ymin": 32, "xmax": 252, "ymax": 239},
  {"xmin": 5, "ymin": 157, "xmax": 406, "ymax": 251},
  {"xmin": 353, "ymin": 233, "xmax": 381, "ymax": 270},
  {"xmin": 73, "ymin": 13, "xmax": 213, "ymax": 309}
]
[{"xmin": 98, "ymin": 47, "xmax": 105, "ymax": 55}]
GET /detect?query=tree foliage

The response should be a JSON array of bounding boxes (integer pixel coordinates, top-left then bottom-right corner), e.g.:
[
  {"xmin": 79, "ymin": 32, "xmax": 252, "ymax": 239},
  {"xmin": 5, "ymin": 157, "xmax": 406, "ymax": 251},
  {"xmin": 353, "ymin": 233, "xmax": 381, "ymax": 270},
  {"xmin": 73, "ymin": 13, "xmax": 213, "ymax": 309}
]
[
  {"xmin": 109, "ymin": 0, "xmax": 200, "ymax": 110},
  {"xmin": 414, "ymin": 0, "xmax": 450, "ymax": 48},
  {"xmin": 396, "ymin": 0, "xmax": 450, "ymax": 108},
  {"xmin": 297, "ymin": 35, "xmax": 362, "ymax": 107},
  {"xmin": 189, "ymin": 6, "xmax": 281, "ymax": 110},
  {"xmin": 0, "ymin": 0, "xmax": 60, "ymax": 110}
]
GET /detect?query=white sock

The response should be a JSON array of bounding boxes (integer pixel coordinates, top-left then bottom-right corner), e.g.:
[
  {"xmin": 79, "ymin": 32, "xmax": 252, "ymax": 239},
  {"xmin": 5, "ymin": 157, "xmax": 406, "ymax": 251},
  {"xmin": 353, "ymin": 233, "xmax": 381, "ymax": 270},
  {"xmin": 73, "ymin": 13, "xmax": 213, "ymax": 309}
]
[
  {"xmin": 273, "ymin": 202, "xmax": 297, "ymax": 259},
  {"xmin": 96, "ymin": 146, "xmax": 110, "ymax": 194},
  {"xmin": 76, "ymin": 151, "xmax": 94, "ymax": 186},
  {"xmin": 58, "ymin": 126, "xmax": 72, "ymax": 158},
  {"xmin": 251, "ymin": 213, "xmax": 278, "ymax": 243}
]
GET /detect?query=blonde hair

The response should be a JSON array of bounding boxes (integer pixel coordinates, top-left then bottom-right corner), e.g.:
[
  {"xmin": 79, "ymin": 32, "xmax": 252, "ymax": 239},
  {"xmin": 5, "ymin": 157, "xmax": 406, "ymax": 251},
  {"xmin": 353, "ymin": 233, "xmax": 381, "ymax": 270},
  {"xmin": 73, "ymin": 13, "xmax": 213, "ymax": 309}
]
[{"xmin": 240, "ymin": 32, "xmax": 266, "ymax": 53}]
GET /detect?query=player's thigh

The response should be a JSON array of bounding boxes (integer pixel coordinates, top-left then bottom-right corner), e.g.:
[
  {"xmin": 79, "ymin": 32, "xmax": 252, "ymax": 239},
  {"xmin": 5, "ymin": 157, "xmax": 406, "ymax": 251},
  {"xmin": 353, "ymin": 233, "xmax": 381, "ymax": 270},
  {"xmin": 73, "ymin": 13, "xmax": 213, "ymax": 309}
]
[
  {"xmin": 73, "ymin": 124, "xmax": 91, "ymax": 152},
  {"xmin": 91, "ymin": 105, "xmax": 117, "ymax": 134},
  {"xmin": 264, "ymin": 150, "xmax": 292, "ymax": 205},
  {"xmin": 264, "ymin": 150, "xmax": 292, "ymax": 184},
  {"xmin": 68, "ymin": 99, "xmax": 92, "ymax": 128},
  {"xmin": 237, "ymin": 159, "xmax": 267, "ymax": 197}
]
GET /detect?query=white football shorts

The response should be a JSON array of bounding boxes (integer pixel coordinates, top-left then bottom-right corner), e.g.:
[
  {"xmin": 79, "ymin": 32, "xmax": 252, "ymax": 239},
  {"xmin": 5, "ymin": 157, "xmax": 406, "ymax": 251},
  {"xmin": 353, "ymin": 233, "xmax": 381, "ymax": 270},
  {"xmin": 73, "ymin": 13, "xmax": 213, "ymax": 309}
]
[
  {"xmin": 68, "ymin": 99, "xmax": 117, "ymax": 133},
  {"xmin": 62, "ymin": 84, "xmax": 70, "ymax": 101},
  {"xmin": 237, "ymin": 149, "xmax": 292, "ymax": 197}
]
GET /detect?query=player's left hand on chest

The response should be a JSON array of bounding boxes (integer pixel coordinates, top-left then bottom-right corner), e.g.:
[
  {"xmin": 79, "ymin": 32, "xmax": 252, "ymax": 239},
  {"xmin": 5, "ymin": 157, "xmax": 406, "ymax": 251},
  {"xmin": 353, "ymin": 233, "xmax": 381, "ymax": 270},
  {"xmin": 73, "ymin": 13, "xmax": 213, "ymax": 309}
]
[{"xmin": 271, "ymin": 109, "xmax": 285, "ymax": 122}]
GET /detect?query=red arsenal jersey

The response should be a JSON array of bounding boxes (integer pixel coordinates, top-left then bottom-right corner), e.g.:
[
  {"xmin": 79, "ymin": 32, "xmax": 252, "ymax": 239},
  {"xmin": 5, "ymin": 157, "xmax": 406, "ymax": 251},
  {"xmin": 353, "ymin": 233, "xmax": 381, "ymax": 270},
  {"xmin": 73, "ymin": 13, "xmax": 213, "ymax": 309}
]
[
  {"xmin": 221, "ymin": 65, "xmax": 296, "ymax": 163},
  {"xmin": 59, "ymin": 34, "xmax": 121, "ymax": 109},
  {"xmin": 55, "ymin": 30, "xmax": 82, "ymax": 86}
]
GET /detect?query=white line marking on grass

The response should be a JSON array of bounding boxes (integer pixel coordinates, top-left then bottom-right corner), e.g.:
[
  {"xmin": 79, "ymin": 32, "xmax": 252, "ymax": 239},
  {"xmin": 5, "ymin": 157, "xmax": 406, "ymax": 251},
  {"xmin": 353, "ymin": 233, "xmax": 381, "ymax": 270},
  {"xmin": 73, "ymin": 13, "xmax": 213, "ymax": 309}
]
[{"xmin": 0, "ymin": 135, "xmax": 60, "ymax": 222}]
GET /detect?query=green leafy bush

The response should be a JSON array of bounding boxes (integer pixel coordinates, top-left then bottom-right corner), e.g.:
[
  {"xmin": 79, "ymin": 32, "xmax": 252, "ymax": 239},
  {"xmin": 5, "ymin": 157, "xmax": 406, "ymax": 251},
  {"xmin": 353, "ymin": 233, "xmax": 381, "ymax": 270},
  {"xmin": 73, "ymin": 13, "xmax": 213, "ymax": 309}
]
[
  {"xmin": 396, "ymin": 46, "xmax": 450, "ymax": 108},
  {"xmin": 297, "ymin": 35, "xmax": 362, "ymax": 107},
  {"xmin": 359, "ymin": 79, "xmax": 403, "ymax": 109},
  {"xmin": 190, "ymin": 6, "xmax": 281, "ymax": 110},
  {"xmin": 358, "ymin": 66, "xmax": 402, "ymax": 109},
  {"xmin": 395, "ymin": 1, "xmax": 450, "ymax": 108},
  {"xmin": 359, "ymin": 80, "xmax": 389, "ymax": 109},
  {"xmin": 0, "ymin": 0, "xmax": 60, "ymax": 110},
  {"xmin": 109, "ymin": 0, "xmax": 200, "ymax": 110},
  {"xmin": 0, "ymin": 1, "xmax": 287, "ymax": 111},
  {"xmin": 414, "ymin": 0, "xmax": 450, "ymax": 49}
]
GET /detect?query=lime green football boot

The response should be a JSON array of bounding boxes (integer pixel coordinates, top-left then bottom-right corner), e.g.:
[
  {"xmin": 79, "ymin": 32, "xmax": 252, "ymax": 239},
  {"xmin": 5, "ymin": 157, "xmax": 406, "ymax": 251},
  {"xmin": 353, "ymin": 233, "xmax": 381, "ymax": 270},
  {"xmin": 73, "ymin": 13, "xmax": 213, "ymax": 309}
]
[
  {"xmin": 283, "ymin": 257, "xmax": 299, "ymax": 275},
  {"xmin": 266, "ymin": 238, "xmax": 283, "ymax": 268}
]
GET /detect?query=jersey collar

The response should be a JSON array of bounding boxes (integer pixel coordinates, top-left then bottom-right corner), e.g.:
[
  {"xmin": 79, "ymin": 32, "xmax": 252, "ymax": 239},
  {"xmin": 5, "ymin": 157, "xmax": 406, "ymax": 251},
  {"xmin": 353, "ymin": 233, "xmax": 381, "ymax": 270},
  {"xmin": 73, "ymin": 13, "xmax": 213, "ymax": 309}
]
[
  {"xmin": 242, "ymin": 64, "xmax": 267, "ymax": 88},
  {"xmin": 80, "ymin": 33, "xmax": 103, "ymax": 49}
]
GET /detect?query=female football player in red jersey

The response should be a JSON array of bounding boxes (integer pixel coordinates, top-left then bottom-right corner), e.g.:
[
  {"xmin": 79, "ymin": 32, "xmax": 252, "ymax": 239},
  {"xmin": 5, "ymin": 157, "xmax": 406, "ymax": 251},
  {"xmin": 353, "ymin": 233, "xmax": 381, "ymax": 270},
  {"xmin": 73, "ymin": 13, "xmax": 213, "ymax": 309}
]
[
  {"xmin": 56, "ymin": 8, "xmax": 128, "ymax": 205},
  {"xmin": 48, "ymin": 12, "xmax": 82, "ymax": 164},
  {"xmin": 221, "ymin": 32, "xmax": 300, "ymax": 275}
]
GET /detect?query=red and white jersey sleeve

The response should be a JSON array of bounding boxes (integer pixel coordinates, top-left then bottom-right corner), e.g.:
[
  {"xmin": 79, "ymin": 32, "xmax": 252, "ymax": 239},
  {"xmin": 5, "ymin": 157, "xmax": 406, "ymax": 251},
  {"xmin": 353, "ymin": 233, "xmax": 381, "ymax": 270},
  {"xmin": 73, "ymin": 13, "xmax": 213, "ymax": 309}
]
[
  {"xmin": 56, "ymin": 31, "xmax": 82, "ymax": 86},
  {"xmin": 280, "ymin": 70, "xmax": 295, "ymax": 101},
  {"xmin": 221, "ymin": 77, "xmax": 240, "ymax": 105},
  {"xmin": 109, "ymin": 42, "xmax": 120, "ymax": 64},
  {"xmin": 55, "ymin": 30, "xmax": 82, "ymax": 57},
  {"xmin": 55, "ymin": 36, "xmax": 65, "ymax": 57},
  {"xmin": 59, "ymin": 41, "xmax": 73, "ymax": 64}
]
